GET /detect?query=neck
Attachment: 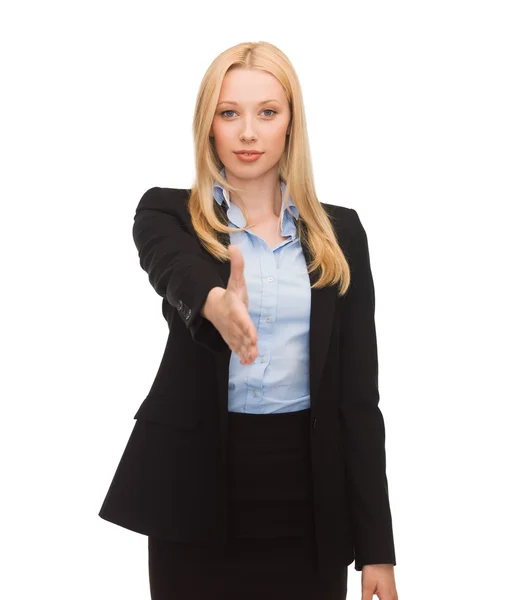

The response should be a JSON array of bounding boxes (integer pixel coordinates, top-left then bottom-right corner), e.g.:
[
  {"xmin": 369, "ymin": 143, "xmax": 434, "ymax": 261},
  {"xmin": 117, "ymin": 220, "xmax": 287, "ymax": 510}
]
[{"xmin": 225, "ymin": 166, "xmax": 282, "ymax": 225}]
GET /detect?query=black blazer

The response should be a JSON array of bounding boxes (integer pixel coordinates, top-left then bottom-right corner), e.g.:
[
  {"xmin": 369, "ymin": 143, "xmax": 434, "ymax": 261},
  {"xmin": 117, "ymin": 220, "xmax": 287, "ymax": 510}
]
[{"xmin": 98, "ymin": 186, "xmax": 396, "ymax": 578}]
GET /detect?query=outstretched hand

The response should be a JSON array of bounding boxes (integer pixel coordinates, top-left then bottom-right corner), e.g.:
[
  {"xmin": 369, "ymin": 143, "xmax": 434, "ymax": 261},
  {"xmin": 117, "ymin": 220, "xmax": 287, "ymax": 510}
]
[{"xmin": 207, "ymin": 244, "xmax": 259, "ymax": 365}]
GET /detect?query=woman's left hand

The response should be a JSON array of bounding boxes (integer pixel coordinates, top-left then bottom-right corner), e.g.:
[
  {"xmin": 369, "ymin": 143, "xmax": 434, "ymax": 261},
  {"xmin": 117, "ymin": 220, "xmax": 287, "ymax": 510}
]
[{"xmin": 361, "ymin": 564, "xmax": 398, "ymax": 600}]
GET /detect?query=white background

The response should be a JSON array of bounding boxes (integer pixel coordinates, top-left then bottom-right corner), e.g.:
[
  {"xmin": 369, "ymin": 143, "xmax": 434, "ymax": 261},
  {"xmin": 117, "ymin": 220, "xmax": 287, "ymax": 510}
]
[{"xmin": 2, "ymin": 1, "xmax": 522, "ymax": 598}]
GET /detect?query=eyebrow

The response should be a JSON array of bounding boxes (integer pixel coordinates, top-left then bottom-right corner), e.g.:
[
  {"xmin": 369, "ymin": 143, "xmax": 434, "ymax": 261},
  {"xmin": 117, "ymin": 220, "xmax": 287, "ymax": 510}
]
[{"xmin": 217, "ymin": 99, "xmax": 282, "ymax": 107}]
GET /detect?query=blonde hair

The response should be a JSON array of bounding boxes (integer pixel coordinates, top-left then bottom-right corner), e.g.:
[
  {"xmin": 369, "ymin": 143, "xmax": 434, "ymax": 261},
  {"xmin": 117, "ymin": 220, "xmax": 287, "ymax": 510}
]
[{"xmin": 188, "ymin": 41, "xmax": 351, "ymax": 296}]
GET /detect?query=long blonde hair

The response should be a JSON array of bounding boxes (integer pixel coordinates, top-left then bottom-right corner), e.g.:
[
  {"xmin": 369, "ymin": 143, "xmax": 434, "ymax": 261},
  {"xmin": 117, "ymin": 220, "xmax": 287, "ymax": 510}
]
[{"xmin": 188, "ymin": 41, "xmax": 351, "ymax": 296}]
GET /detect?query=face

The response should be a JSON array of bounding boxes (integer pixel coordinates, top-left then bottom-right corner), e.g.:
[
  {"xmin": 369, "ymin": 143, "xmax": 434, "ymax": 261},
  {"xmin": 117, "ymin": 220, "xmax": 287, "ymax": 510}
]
[{"xmin": 210, "ymin": 68, "xmax": 291, "ymax": 179}]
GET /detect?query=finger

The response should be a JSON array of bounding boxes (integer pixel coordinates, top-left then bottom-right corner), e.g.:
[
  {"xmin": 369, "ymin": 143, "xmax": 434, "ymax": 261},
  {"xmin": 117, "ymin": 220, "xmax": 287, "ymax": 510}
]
[
  {"xmin": 242, "ymin": 335, "xmax": 257, "ymax": 362},
  {"xmin": 361, "ymin": 586, "xmax": 374, "ymax": 600},
  {"xmin": 230, "ymin": 324, "xmax": 251, "ymax": 363},
  {"xmin": 238, "ymin": 339, "xmax": 256, "ymax": 364},
  {"xmin": 231, "ymin": 303, "xmax": 257, "ymax": 348},
  {"xmin": 239, "ymin": 312, "xmax": 257, "ymax": 346}
]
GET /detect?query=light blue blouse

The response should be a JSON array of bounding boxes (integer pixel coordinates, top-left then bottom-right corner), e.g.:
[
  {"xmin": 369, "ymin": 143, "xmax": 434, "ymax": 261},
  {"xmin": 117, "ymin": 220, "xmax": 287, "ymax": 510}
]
[{"xmin": 212, "ymin": 168, "xmax": 312, "ymax": 414}]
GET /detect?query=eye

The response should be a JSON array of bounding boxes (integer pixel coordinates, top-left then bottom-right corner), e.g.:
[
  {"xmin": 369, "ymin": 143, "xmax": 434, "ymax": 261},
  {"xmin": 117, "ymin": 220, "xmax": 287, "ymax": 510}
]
[{"xmin": 219, "ymin": 109, "xmax": 278, "ymax": 119}]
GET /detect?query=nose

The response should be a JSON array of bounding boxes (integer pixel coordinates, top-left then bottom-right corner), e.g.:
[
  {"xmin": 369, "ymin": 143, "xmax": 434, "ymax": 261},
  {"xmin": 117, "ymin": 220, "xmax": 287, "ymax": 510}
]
[{"xmin": 239, "ymin": 116, "xmax": 257, "ymax": 141}]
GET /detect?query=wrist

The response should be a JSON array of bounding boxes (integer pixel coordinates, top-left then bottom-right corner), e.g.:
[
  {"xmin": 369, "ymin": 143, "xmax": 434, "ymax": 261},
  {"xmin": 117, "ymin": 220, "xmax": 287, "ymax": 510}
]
[{"xmin": 202, "ymin": 286, "xmax": 226, "ymax": 323}]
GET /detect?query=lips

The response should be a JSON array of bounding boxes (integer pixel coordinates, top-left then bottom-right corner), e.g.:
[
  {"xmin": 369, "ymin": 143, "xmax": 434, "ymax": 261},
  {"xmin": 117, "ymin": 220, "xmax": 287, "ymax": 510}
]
[
  {"xmin": 235, "ymin": 151, "xmax": 263, "ymax": 162},
  {"xmin": 234, "ymin": 151, "xmax": 263, "ymax": 155}
]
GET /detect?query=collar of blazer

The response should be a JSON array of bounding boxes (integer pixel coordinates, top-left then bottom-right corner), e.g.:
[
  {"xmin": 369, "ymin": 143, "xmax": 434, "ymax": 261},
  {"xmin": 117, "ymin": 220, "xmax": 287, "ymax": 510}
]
[{"xmin": 211, "ymin": 198, "xmax": 339, "ymax": 413}]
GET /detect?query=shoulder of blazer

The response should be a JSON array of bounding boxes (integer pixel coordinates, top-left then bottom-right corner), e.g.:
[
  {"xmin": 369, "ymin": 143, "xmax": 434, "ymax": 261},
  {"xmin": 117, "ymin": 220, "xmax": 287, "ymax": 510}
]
[
  {"xmin": 320, "ymin": 202, "xmax": 359, "ymax": 256},
  {"xmin": 135, "ymin": 186, "xmax": 192, "ymax": 226}
]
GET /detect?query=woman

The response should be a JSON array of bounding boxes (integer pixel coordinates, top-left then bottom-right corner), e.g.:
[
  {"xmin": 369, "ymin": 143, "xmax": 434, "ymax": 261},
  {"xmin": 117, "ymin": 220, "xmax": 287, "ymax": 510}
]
[{"xmin": 99, "ymin": 41, "xmax": 398, "ymax": 600}]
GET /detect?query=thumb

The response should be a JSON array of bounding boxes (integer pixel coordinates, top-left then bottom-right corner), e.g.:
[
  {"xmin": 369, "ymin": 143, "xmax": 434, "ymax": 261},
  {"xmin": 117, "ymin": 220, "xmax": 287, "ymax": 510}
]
[
  {"xmin": 227, "ymin": 244, "xmax": 246, "ymax": 290},
  {"xmin": 361, "ymin": 581, "xmax": 375, "ymax": 600}
]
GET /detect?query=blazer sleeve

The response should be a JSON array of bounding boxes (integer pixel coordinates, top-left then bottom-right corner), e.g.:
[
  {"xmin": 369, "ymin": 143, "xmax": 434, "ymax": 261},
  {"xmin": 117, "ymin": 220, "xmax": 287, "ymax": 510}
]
[
  {"xmin": 132, "ymin": 186, "xmax": 228, "ymax": 353},
  {"xmin": 339, "ymin": 208, "xmax": 397, "ymax": 571}
]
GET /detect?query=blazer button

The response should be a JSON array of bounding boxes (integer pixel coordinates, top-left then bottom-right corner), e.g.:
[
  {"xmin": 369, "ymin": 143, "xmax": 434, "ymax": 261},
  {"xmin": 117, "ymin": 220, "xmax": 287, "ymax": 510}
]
[
  {"xmin": 312, "ymin": 417, "xmax": 317, "ymax": 429},
  {"xmin": 177, "ymin": 300, "xmax": 183, "ymax": 310}
]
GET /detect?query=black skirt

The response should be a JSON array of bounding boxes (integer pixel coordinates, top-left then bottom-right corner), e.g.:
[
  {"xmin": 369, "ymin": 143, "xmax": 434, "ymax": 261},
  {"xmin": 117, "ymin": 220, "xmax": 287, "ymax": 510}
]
[{"xmin": 148, "ymin": 407, "xmax": 348, "ymax": 600}]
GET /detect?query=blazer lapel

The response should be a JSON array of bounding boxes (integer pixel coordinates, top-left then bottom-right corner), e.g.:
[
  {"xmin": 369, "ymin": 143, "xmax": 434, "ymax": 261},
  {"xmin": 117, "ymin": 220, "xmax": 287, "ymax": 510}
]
[
  {"xmin": 210, "ymin": 207, "xmax": 338, "ymax": 415},
  {"xmin": 302, "ymin": 234, "xmax": 338, "ymax": 411}
]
